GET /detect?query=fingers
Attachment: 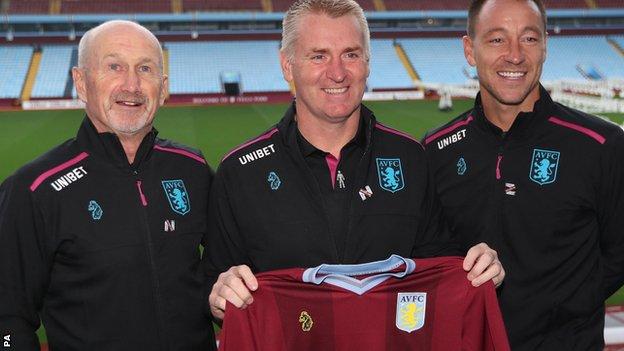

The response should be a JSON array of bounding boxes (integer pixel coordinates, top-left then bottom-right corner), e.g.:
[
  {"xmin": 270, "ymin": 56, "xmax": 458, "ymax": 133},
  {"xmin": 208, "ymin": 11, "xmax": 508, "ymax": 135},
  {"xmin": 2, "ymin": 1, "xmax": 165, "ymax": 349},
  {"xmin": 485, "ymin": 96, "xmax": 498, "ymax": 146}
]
[
  {"xmin": 463, "ymin": 242, "xmax": 505, "ymax": 287},
  {"xmin": 463, "ymin": 242, "xmax": 490, "ymax": 271},
  {"xmin": 209, "ymin": 265, "xmax": 258, "ymax": 321}
]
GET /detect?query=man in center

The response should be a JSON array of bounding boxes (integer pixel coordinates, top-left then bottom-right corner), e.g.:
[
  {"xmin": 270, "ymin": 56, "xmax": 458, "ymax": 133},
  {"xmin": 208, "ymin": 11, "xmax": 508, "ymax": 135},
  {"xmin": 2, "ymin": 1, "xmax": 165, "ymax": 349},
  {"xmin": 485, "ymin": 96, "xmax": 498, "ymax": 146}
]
[{"xmin": 204, "ymin": 0, "xmax": 504, "ymax": 319}]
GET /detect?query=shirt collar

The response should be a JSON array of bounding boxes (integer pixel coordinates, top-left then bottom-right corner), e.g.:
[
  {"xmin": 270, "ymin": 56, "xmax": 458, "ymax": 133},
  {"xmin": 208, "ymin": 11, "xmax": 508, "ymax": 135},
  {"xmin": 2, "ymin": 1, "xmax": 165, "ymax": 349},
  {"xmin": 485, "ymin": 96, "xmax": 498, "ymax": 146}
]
[
  {"xmin": 474, "ymin": 84, "xmax": 554, "ymax": 136},
  {"xmin": 295, "ymin": 113, "xmax": 367, "ymax": 157},
  {"xmin": 76, "ymin": 116, "xmax": 158, "ymax": 170}
]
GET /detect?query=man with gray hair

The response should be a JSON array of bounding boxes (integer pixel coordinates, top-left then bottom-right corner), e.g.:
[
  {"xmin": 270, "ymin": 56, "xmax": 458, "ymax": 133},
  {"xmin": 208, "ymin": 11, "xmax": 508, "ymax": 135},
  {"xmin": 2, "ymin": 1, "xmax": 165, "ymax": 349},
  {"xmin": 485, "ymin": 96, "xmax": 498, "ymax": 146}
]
[
  {"xmin": 0, "ymin": 20, "xmax": 215, "ymax": 350},
  {"xmin": 204, "ymin": 0, "xmax": 505, "ymax": 333}
]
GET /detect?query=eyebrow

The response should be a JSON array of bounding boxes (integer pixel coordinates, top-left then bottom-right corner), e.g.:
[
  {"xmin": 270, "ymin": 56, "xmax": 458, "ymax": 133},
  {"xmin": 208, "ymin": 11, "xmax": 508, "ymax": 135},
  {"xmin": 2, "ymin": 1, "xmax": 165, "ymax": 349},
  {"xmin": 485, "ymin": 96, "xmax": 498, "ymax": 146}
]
[
  {"xmin": 483, "ymin": 25, "xmax": 544, "ymax": 37},
  {"xmin": 307, "ymin": 45, "xmax": 363, "ymax": 54},
  {"xmin": 102, "ymin": 54, "xmax": 158, "ymax": 65}
]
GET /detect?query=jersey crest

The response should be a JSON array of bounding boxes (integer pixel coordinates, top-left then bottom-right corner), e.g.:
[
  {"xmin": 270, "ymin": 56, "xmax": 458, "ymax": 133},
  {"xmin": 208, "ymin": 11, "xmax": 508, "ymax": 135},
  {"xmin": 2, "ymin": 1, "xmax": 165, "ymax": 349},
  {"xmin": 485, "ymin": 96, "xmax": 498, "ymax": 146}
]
[
  {"xmin": 396, "ymin": 292, "xmax": 426, "ymax": 333},
  {"xmin": 376, "ymin": 158, "xmax": 405, "ymax": 193},
  {"xmin": 162, "ymin": 179, "xmax": 191, "ymax": 215},
  {"xmin": 529, "ymin": 149, "xmax": 560, "ymax": 185},
  {"xmin": 299, "ymin": 311, "xmax": 314, "ymax": 332}
]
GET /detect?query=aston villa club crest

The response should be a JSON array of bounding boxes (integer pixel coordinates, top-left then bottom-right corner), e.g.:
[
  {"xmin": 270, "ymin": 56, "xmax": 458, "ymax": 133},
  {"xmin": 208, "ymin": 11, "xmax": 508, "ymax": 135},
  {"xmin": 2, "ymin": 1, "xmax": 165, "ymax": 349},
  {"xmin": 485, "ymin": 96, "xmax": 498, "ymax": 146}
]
[
  {"xmin": 396, "ymin": 292, "xmax": 426, "ymax": 333},
  {"xmin": 376, "ymin": 158, "xmax": 405, "ymax": 193},
  {"xmin": 162, "ymin": 179, "xmax": 191, "ymax": 215},
  {"xmin": 529, "ymin": 149, "xmax": 560, "ymax": 185}
]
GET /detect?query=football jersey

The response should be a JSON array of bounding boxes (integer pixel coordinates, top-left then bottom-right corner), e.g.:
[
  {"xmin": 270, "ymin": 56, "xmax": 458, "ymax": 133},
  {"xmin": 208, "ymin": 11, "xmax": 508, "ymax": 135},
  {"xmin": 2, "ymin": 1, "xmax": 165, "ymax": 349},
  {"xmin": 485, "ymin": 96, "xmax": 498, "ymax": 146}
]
[{"xmin": 219, "ymin": 255, "xmax": 510, "ymax": 351}]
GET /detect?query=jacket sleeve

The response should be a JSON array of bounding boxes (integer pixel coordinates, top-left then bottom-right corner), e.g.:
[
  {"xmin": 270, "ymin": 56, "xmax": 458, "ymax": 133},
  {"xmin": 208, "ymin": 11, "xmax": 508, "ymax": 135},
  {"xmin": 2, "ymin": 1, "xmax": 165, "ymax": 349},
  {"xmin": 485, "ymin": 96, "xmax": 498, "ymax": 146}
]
[
  {"xmin": 0, "ymin": 175, "xmax": 49, "ymax": 351},
  {"xmin": 201, "ymin": 164, "xmax": 250, "ymax": 312},
  {"xmin": 599, "ymin": 129, "xmax": 624, "ymax": 299},
  {"xmin": 411, "ymin": 149, "xmax": 462, "ymax": 258}
]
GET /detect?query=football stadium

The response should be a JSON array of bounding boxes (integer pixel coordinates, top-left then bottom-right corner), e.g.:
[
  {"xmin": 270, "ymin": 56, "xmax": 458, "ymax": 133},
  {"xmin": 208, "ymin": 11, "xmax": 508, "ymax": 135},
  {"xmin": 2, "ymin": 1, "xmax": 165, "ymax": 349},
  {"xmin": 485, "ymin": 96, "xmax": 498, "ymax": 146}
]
[{"xmin": 1, "ymin": 0, "xmax": 624, "ymax": 349}]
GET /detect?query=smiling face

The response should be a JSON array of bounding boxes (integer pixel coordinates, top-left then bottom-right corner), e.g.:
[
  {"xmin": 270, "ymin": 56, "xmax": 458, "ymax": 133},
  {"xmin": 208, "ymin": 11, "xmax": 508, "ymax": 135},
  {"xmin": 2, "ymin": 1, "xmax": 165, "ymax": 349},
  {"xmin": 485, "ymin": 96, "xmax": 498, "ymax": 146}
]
[
  {"xmin": 280, "ymin": 12, "xmax": 369, "ymax": 126},
  {"xmin": 463, "ymin": 0, "xmax": 546, "ymax": 110},
  {"xmin": 73, "ymin": 23, "xmax": 168, "ymax": 139}
]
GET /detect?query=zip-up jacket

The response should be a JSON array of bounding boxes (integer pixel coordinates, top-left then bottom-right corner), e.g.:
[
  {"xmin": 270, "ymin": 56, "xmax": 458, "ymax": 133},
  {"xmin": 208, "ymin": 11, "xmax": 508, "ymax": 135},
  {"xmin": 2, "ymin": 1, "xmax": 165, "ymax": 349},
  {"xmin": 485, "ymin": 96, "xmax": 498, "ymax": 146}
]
[
  {"xmin": 423, "ymin": 86, "xmax": 624, "ymax": 350},
  {"xmin": 0, "ymin": 117, "xmax": 215, "ymax": 351},
  {"xmin": 203, "ymin": 103, "xmax": 459, "ymax": 285}
]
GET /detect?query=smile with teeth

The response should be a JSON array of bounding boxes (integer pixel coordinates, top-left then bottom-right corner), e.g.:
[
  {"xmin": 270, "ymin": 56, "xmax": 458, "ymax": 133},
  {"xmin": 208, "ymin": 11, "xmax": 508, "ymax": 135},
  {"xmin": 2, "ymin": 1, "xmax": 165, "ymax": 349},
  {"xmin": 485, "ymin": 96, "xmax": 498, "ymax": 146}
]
[
  {"xmin": 323, "ymin": 87, "xmax": 348, "ymax": 94},
  {"xmin": 498, "ymin": 71, "xmax": 526, "ymax": 78},
  {"xmin": 117, "ymin": 101, "xmax": 142, "ymax": 106}
]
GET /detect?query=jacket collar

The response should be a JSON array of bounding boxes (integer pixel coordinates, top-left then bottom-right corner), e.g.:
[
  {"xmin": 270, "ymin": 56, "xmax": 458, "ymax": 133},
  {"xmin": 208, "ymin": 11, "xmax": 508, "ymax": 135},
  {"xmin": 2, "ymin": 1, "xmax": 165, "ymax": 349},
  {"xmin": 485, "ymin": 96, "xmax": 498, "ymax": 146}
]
[
  {"xmin": 473, "ymin": 84, "xmax": 554, "ymax": 138},
  {"xmin": 76, "ymin": 116, "xmax": 158, "ymax": 171},
  {"xmin": 277, "ymin": 100, "xmax": 375, "ymax": 154}
]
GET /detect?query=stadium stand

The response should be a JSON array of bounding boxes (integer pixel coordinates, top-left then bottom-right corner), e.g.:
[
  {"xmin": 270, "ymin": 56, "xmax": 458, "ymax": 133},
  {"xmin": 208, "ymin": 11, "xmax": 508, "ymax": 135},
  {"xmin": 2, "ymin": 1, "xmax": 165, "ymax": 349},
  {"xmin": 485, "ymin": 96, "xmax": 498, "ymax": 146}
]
[
  {"xmin": 60, "ymin": 0, "xmax": 170, "ymax": 14},
  {"xmin": 0, "ymin": 46, "xmax": 34, "ymax": 99},
  {"xmin": 368, "ymin": 39, "xmax": 413, "ymax": 89},
  {"xmin": 2, "ymin": 0, "xmax": 603, "ymax": 14},
  {"xmin": 183, "ymin": 0, "xmax": 263, "ymax": 12},
  {"xmin": 7, "ymin": 0, "xmax": 48, "ymax": 14},
  {"xmin": 31, "ymin": 45, "xmax": 75, "ymax": 98},
  {"xmin": 595, "ymin": 0, "xmax": 624, "ymax": 8},
  {"xmin": 611, "ymin": 36, "xmax": 624, "ymax": 52},
  {"xmin": 542, "ymin": 0, "xmax": 588, "ymax": 9},
  {"xmin": 383, "ymin": 0, "xmax": 465, "ymax": 11},
  {"xmin": 399, "ymin": 38, "xmax": 469, "ymax": 85},
  {"xmin": 271, "ymin": 0, "xmax": 375, "ymax": 11},
  {"xmin": 166, "ymin": 41, "xmax": 288, "ymax": 94},
  {"xmin": 543, "ymin": 36, "xmax": 624, "ymax": 81}
]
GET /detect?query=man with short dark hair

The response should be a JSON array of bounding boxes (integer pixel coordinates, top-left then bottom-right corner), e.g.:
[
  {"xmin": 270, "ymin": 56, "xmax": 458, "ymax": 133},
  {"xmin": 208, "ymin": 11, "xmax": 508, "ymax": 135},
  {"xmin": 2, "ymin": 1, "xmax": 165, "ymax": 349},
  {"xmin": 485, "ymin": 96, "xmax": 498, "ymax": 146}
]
[
  {"xmin": 424, "ymin": 0, "xmax": 624, "ymax": 349},
  {"xmin": 0, "ymin": 20, "xmax": 215, "ymax": 351}
]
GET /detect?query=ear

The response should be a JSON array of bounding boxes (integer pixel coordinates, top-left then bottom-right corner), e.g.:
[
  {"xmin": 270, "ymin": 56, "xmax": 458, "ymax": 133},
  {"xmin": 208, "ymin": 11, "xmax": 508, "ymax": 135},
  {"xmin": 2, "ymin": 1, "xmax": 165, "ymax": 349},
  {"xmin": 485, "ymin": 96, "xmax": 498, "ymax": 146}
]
[
  {"xmin": 280, "ymin": 51, "xmax": 293, "ymax": 83},
  {"xmin": 463, "ymin": 35, "xmax": 477, "ymax": 67},
  {"xmin": 159, "ymin": 74, "xmax": 169, "ymax": 106},
  {"xmin": 72, "ymin": 67, "xmax": 88, "ymax": 103}
]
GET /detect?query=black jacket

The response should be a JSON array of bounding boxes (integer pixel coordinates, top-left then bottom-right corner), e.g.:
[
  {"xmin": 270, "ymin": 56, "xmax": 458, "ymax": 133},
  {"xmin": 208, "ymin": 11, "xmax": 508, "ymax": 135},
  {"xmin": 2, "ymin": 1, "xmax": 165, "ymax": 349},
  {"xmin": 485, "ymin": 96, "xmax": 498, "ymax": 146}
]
[
  {"xmin": 203, "ymin": 103, "xmax": 458, "ymax": 284},
  {"xmin": 0, "ymin": 118, "xmax": 215, "ymax": 351},
  {"xmin": 423, "ymin": 87, "xmax": 624, "ymax": 351}
]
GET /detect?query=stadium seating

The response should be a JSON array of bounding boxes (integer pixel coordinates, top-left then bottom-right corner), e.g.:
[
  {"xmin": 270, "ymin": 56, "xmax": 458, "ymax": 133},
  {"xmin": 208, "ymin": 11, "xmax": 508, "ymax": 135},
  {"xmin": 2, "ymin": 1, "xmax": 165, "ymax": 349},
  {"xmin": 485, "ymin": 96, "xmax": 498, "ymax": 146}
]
[
  {"xmin": 399, "ymin": 38, "xmax": 470, "ymax": 85},
  {"xmin": 183, "ymin": 0, "xmax": 263, "ymax": 12},
  {"xmin": 60, "ymin": 0, "xmax": 170, "ymax": 13},
  {"xmin": 542, "ymin": 0, "xmax": 588, "ymax": 9},
  {"xmin": 595, "ymin": 0, "xmax": 624, "ymax": 7},
  {"xmin": 383, "ymin": 0, "xmax": 465, "ymax": 11},
  {"xmin": 8, "ymin": 0, "xmax": 48, "ymax": 14},
  {"xmin": 31, "ymin": 46, "xmax": 75, "ymax": 98},
  {"xmin": 4, "ymin": 0, "xmax": 602, "ymax": 14},
  {"xmin": 0, "ymin": 46, "xmax": 34, "ymax": 99},
  {"xmin": 368, "ymin": 39, "xmax": 414, "ymax": 89},
  {"xmin": 271, "ymin": 0, "xmax": 375, "ymax": 12},
  {"xmin": 543, "ymin": 36, "xmax": 624, "ymax": 81},
  {"xmin": 166, "ymin": 41, "xmax": 288, "ymax": 94}
]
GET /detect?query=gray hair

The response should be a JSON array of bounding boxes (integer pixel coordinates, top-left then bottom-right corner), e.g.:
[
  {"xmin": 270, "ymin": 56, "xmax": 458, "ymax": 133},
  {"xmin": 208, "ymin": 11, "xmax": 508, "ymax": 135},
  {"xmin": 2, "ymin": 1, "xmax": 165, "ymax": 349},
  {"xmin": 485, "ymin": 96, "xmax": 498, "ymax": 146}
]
[
  {"xmin": 281, "ymin": 0, "xmax": 370, "ymax": 62},
  {"xmin": 77, "ymin": 20, "xmax": 163, "ymax": 71}
]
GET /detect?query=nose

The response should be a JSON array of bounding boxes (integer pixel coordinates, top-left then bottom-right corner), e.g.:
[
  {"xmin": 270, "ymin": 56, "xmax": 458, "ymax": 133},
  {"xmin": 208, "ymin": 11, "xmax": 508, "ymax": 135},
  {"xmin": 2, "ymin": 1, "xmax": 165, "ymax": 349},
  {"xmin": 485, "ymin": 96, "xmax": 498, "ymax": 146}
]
[
  {"xmin": 505, "ymin": 39, "xmax": 525, "ymax": 65},
  {"xmin": 121, "ymin": 69, "xmax": 141, "ymax": 93},
  {"xmin": 326, "ymin": 57, "xmax": 347, "ymax": 82}
]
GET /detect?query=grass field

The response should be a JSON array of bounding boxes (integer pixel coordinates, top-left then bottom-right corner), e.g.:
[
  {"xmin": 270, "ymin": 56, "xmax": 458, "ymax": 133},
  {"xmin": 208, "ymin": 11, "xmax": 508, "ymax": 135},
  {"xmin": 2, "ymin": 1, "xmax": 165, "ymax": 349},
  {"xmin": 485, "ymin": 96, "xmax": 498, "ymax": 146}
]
[{"xmin": 1, "ymin": 99, "xmax": 623, "ymax": 344}]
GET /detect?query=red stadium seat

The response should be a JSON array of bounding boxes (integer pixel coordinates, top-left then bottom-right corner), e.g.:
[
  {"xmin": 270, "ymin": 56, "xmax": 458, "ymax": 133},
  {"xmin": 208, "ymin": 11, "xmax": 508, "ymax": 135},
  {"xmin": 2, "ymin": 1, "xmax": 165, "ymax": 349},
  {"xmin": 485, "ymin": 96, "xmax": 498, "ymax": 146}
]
[
  {"xmin": 9, "ymin": 0, "xmax": 49, "ymax": 14},
  {"xmin": 60, "ymin": 0, "xmax": 171, "ymax": 14},
  {"xmin": 183, "ymin": 0, "xmax": 263, "ymax": 12}
]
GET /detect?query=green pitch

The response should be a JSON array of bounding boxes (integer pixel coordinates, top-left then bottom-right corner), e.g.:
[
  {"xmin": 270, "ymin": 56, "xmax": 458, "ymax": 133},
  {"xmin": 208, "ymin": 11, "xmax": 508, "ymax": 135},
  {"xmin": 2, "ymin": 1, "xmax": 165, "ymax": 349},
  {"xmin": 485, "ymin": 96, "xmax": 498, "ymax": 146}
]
[{"xmin": 0, "ymin": 100, "xmax": 623, "ymax": 345}]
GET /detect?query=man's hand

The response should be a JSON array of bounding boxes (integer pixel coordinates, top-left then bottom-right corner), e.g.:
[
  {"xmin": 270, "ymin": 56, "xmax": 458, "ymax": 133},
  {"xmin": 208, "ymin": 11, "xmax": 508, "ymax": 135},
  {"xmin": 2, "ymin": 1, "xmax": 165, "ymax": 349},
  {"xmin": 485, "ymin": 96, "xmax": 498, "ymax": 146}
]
[
  {"xmin": 209, "ymin": 265, "xmax": 258, "ymax": 320},
  {"xmin": 463, "ymin": 242, "xmax": 505, "ymax": 288}
]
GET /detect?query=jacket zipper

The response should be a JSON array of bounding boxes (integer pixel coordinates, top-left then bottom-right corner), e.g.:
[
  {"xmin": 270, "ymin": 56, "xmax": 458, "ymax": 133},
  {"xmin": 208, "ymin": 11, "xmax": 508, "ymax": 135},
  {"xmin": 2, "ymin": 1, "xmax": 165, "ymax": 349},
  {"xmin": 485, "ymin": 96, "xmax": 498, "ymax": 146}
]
[
  {"xmin": 495, "ymin": 154, "xmax": 503, "ymax": 180},
  {"xmin": 136, "ymin": 180, "xmax": 148, "ymax": 206},
  {"xmin": 135, "ymin": 178, "xmax": 167, "ymax": 350}
]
